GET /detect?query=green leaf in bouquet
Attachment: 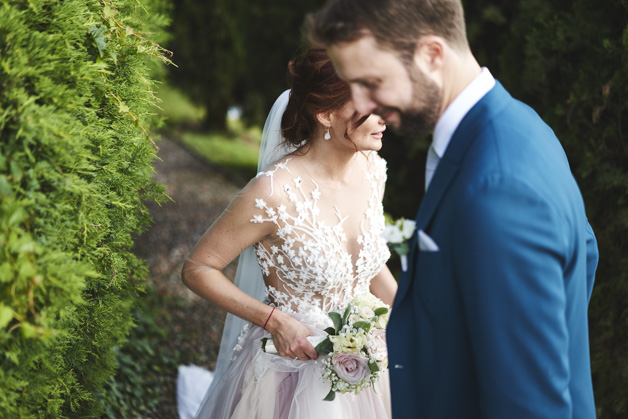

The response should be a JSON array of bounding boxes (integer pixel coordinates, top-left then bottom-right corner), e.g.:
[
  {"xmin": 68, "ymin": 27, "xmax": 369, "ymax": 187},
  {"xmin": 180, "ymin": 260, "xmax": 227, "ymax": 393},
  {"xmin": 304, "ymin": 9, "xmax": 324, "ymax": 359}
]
[
  {"xmin": 374, "ymin": 307, "xmax": 389, "ymax": 316},
  {"xmin": 324, "ymin": 327, "xmax": 336, "ymax": 336},
  {"xmin": 261, "ymin": 337, "xmax": 268, "ymax": 353},
  {"xmin": 368, "ymin": 360, "xmax": 380, "ymax": 373},
  {"xmin": 323, "ymin": 389, "xmax": 336, "ymax": 401},
  {"xmin": 328, "ymin": 311, "xmax": 343, "ymax": 333},
  {"xmin": 342, "ymin": 304, "xmax": 352, "ymax": 326},
  {"xmin": 315, "ymin": 337, "xmax": 334, "ymax": 355},
  {"xmin": 353, "ymin": 321, "xmax": 371, "ymax": 333}
]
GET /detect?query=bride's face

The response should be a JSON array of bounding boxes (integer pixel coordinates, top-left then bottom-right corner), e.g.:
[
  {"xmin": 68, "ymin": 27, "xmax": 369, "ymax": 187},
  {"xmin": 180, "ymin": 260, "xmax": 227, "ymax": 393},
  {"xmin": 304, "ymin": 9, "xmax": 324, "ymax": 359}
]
[{"xmin": 331, "ymin": 104, "xmax": 386, "ymax": 152}]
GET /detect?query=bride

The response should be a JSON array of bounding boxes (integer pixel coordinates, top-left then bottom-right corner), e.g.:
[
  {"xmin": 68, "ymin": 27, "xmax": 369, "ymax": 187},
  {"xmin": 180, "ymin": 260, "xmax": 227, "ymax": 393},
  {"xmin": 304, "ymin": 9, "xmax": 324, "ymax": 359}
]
[{"xmin": 182, "ymin": 48, "xmax": 397, "ymax": 418}]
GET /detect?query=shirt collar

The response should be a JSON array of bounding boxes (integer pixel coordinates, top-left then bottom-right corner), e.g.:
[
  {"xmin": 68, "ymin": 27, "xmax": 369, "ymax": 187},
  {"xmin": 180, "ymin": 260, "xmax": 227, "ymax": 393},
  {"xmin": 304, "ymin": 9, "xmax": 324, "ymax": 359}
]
[{"xmin": 431, "ymin": 67, "xmax": 495, "ymax": 158}]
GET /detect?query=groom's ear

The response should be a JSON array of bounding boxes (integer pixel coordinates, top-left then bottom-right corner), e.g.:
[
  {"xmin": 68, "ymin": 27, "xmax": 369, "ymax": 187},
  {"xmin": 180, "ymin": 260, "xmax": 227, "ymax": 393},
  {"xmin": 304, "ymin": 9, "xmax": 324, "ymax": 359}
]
[{"xmin": 413, "ymin": 35, "xmax": 445, "ymax": 75}]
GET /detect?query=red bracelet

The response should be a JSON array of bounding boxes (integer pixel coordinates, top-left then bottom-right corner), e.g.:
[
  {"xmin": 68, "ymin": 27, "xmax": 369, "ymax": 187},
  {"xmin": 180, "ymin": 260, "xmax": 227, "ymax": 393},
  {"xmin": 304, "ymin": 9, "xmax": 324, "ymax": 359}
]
[{"xmin": 263, "ymin": 307, "xmax": 275, "ymax": 330}]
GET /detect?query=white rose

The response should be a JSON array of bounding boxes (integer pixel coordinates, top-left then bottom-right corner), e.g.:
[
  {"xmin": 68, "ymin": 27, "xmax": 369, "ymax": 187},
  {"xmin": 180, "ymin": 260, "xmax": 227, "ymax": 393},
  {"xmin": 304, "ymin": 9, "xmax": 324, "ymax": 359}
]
[
  {"xmin": 330, "ymin": 333, "xmax": 367, "ymax": 353},
  {"xmin": 382, "ymin": 224, "xmax": 404, "ymax": 243},
  {"xmin": 353, "ymin": 293, "xmax": 379, "ymax": 310},
  {"xmin": 374, "ymin": 315, "xmax": 388, "ymax": 330},
  {"xmin": 358, "ymin": 306, "xmax": 375, "ymax": 321},
  {"xmin": 401, "ymin": 219, "xmax": 416, "ymax": 239}
]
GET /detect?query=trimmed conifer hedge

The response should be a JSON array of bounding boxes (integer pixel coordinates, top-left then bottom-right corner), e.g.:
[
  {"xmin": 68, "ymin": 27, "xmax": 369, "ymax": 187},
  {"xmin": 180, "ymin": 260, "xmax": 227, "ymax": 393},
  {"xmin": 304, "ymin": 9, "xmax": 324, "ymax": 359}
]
[{"xmin": 0, "ymin": 0, "xmax": 170, "ymax": 416}]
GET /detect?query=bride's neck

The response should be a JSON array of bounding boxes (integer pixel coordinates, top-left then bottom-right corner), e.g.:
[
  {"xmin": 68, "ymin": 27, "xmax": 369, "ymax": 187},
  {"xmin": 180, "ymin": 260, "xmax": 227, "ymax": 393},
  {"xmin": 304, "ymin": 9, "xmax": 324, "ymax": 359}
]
[{"xmin": 298, "ymin": 138, "xmax": 359, "ymax": 185}]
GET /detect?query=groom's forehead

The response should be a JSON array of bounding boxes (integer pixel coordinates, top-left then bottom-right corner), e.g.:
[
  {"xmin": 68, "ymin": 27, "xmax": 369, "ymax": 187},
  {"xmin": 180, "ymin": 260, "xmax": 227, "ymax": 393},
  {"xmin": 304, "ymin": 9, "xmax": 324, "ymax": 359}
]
[{"xmin": 328, "ymin": 36, "xmax": 400, "ymax": 80}]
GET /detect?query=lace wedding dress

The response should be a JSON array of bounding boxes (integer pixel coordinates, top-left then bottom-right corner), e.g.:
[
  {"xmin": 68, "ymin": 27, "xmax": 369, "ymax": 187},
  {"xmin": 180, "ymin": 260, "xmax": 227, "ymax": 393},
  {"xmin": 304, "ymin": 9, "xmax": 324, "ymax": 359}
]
[{"xmin": 194, "ymin": 154, "xmax": 392, "ymax": 419}]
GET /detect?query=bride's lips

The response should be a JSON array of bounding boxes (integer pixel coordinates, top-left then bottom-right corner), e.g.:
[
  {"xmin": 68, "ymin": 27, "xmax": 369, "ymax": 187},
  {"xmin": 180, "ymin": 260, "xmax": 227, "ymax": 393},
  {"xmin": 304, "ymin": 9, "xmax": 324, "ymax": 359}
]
[{"xmin": 371, "ymin": 126, "xmax": 386, "ymax": 139}]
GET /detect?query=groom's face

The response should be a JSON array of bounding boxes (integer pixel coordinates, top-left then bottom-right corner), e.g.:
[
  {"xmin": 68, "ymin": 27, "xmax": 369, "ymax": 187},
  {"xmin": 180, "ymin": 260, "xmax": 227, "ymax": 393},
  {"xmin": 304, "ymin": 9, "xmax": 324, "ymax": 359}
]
[{"xmin": 329, "ymin": 34, "xmax": 441, "ymax": 137}]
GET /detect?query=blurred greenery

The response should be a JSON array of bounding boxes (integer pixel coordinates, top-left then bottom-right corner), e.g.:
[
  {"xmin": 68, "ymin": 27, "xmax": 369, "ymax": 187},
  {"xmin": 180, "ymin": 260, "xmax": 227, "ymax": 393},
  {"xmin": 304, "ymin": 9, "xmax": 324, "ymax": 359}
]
[
  {"xmin": 156, "ymin": 83, "xmax": 207, "ymax": 126},
  {"xmin": 157, "ymin": 83, "xmax": 261, "ymax": 182},
  {"xmin": 99, "ymin": 289, "xmax": 175, "ymax": 418},
  {"xmin": 179, "ymin": 130, "xmax": 260, "ymax": 181},
  {"xmin": 166, "ymin": 0, "xmax": 326, "ymax": 130}
]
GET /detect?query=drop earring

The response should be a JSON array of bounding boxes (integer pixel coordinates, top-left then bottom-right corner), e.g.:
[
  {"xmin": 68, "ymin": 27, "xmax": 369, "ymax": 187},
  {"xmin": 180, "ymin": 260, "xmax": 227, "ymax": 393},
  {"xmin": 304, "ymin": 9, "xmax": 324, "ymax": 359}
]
[{"xmin": 324, "ymin": 126, "xmax": 331, "ymax": 140}]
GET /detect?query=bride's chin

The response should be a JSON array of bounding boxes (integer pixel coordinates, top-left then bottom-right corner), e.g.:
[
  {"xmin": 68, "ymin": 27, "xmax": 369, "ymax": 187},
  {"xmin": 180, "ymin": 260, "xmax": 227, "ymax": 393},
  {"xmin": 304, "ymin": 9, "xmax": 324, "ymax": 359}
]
[{"xmin": 371, "ymin": 139, "xmax": 384, "ymax": 149}]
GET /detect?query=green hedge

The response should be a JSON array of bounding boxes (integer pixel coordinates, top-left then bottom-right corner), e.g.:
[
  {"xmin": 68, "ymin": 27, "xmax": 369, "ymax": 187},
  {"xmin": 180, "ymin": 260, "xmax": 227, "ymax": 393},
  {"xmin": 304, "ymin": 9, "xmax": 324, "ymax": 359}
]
[{"xmin": 0, "ymin": 0, "xmax": 170, "ymax": 416}]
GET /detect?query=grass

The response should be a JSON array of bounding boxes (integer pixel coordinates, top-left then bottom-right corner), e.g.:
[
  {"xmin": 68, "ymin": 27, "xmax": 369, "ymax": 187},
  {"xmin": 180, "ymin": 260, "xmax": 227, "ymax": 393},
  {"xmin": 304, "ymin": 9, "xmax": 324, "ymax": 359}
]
[
  {"xmin": 179, "ymin": 131, "xmax": 260, "ymax": 182},
  {"xmin": 155, "ymin": 83, "xmax": 206, "ymax": 126},
  {"xmin": 156, "ymin": 83, "xmax": 262, "ymax": 183}
]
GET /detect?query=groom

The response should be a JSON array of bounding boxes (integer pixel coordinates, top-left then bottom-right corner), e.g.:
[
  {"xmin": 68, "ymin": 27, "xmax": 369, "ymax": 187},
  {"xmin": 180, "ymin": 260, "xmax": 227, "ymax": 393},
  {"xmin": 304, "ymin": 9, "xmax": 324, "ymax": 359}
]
[{"xmin": 307, "ymin": 0, "xmax": 598, "ymax": 418}]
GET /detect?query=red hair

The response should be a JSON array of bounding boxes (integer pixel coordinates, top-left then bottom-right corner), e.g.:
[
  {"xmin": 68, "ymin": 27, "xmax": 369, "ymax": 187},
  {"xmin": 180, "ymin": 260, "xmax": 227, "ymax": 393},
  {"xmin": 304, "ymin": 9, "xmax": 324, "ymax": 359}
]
[{"xmin": 281, "ymin": 49, "xmax": 353, "ymax": 147}]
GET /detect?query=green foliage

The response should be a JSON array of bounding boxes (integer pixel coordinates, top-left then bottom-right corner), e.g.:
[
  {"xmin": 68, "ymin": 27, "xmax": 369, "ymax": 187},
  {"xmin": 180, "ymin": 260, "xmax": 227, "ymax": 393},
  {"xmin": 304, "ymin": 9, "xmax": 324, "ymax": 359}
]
[
  {"xmin": 465, "ymin": 1, "xmax": 628, "ymax": 416},
  {"xmin": 179, "ymin": 130, "xmax": 260, "ymax": 183},
  {"xmin": 167, "ymin": 0, "xmax": 326, "ymax": 129},
  {"xmin": 378, "ymin": 130, "xmax": 429, "ymax": 219},
  {"xmin": 98, "ymin": 290, "xmax": 177, "ymax": 418},
  {"xmin": 157, "ymin": 84, "xmax": 207, "ymax": 126},
  {"xmin": 0, "ymin": 0, "xmax": 171, "ymax": 416}
]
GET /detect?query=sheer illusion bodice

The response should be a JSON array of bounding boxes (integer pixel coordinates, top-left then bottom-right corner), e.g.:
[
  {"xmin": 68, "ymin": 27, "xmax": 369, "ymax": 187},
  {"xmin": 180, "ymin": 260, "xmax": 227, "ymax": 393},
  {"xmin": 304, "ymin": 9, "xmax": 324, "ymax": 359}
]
[
  {"xmin": 191, "ymin": 151, "xmax": 392, "ymax": 419},
  {"xmin": 251, "ymin": 153, "xmax": 390, "ymax": 316}
]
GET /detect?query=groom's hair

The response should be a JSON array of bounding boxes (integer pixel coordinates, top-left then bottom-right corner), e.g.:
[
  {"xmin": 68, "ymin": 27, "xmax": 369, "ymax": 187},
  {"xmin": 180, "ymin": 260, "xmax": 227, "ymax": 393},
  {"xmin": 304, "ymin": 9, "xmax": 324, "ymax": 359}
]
[{"xmin": 306, "ymin": 0, "xmax": 469, "ymax": 62}]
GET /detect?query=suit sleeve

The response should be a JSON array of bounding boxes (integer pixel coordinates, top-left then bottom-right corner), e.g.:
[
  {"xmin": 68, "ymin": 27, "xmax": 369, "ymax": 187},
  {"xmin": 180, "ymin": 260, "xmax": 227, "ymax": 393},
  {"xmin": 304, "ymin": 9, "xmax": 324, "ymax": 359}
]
[
  {"xmin": 452, "ymin": 174, "xmax": 573, "ymax": 418},
  {"xmin": 585, "ymin": 220, "xmax": 598, "ymax": 302}
]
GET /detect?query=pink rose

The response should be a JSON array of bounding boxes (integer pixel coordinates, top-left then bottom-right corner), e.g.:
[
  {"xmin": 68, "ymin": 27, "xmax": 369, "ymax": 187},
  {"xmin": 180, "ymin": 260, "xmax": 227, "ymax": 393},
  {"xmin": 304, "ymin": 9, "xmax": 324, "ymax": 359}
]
[{"xmin": 332, "ymin": 352, "xmax": 370, "ymax": 384}]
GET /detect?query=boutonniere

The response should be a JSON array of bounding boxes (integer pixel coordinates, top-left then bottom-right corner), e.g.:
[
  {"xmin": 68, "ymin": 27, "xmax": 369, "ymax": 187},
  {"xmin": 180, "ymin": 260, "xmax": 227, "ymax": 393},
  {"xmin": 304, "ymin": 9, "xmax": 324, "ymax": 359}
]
[{"xmin": 383, "ymin": 217, "xmax": 416, "ymax": 272}]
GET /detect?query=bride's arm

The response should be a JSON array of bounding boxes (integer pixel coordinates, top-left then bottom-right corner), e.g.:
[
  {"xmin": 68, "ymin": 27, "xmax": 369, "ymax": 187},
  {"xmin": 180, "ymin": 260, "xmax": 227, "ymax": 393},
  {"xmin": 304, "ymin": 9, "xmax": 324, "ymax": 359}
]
[
  {"xmin": 182, "ymin": 178, "xmax": 318, "ymax": 361},
  {"xmin": 370, "ymin": 265, "xmax": 397, "ymax": 307}
]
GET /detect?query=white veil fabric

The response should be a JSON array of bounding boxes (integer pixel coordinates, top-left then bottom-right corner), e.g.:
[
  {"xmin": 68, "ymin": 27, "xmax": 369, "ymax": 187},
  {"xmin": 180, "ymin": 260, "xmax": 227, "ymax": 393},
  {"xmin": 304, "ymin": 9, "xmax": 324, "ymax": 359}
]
[
  {"xmin": 256, "ymin": 89, "xmax": 296, "ymax": 173},
  {"xmin": 193, "ymin": 90, "xmax": 296, "ymax": 417}
]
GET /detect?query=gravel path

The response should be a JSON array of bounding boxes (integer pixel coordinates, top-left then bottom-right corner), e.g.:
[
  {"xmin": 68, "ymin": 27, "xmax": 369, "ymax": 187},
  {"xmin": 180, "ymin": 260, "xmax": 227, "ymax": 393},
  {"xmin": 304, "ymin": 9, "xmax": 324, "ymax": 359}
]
[{"xmin": 132, "ymin": 136, "xmax": 244, "ymax": 417}]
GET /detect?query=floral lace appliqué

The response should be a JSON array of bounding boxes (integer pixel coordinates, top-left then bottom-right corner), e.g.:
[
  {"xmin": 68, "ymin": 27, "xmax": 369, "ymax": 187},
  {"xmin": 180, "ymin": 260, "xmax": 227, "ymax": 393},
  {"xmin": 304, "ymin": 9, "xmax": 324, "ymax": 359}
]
[{"xmin": 251, "ymin": 156, "xmax": 390, "ymax": 317}]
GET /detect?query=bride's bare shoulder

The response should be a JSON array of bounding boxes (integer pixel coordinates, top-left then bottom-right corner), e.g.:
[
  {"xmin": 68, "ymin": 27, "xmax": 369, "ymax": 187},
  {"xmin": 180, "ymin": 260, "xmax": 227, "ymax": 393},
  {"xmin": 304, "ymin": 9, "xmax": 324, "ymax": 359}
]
[{"xmin": 240, "ymin": 155, "xmax": 298, "ymax": 206}]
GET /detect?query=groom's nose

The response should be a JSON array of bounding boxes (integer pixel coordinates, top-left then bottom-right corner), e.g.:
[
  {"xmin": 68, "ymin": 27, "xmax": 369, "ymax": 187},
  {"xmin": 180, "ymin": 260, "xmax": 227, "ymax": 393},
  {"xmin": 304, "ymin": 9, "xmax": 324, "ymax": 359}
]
[{"xmin": 350, "ymin": 85, "xmax": 378, "ymax": 115}]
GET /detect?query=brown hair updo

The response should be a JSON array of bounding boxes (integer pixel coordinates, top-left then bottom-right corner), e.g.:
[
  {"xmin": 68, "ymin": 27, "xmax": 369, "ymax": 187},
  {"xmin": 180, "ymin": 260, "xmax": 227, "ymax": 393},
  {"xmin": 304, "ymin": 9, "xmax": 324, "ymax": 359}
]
[{"xmin": 281, "ymin": 49, "xmax": 352, "ymax": 147}]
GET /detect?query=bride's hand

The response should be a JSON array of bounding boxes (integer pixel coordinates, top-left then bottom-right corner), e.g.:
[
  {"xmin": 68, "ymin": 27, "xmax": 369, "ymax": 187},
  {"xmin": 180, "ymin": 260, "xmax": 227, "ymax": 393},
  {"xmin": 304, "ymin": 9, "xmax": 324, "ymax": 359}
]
[{"xmin": 264, "ymin": 309, "xmax": 319, "ymax": 361}]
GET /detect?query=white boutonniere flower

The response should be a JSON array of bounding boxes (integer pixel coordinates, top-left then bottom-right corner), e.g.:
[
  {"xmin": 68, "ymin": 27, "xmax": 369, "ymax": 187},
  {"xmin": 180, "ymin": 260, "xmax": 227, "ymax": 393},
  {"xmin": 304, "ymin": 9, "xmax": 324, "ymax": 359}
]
[{"xmin": 383, "ymin": 217, "xmax": 416, "ymax": 272}]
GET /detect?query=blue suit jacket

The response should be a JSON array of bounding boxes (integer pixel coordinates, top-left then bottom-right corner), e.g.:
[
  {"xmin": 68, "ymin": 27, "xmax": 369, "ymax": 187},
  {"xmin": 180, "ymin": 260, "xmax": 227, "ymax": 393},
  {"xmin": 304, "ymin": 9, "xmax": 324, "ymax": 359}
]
[{"xmin": 387, "ymin": 82, "xmax": 598, "ymax": 418}]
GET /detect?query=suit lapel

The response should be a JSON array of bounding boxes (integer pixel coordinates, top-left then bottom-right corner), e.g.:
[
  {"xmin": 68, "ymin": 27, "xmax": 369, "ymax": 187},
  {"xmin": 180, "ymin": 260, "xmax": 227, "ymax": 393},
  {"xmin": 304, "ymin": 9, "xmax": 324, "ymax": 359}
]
[
  {"xmin": 393, "ymin": 81, "xmax": 512, "ymax": 307},
  {"xmin": 394, "ymin": 160, "xmax": 460, "ymax": 304},
  {"xmin": 415, "ymin": 81, "xmax": 512, "ymax": 232},
  {"xmin": 415, "ymin": 161, "xmax": 460, "ymax": 231}
]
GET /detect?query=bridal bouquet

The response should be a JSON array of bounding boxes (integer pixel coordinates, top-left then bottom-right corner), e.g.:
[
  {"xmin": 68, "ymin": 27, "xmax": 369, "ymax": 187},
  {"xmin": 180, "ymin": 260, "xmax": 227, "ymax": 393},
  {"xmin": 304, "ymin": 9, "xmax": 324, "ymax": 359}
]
[
  {"xmin": 383, "ymin": 217, "xmax": 416, "ymax": 271},
  {"xmin": 313, "ymin": 293, "xmax": 391, "ymax": 401}
]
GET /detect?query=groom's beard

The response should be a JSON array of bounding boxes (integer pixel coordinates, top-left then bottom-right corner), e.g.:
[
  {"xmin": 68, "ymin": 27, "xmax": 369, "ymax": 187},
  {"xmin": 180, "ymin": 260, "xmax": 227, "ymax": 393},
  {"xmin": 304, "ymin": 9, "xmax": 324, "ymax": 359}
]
[{"xmin": 378, "ymin": 66, "xmax": 441, "ymax": 137}]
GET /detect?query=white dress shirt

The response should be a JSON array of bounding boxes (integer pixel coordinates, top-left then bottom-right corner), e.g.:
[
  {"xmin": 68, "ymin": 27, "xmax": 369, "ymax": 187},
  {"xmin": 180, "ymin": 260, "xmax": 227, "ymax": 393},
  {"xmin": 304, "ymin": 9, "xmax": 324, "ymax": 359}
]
[{"xmin": 425, "ymin": 68, "xmax": 496, "ymax": 190}]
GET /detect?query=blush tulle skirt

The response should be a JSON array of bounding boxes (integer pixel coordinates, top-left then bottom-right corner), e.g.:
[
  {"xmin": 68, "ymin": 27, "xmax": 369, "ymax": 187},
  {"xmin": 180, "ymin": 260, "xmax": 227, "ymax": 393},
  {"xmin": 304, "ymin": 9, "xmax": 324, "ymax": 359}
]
[{"xmin": 194, "ymin": 316, "xmax": 391, "ymax": 419}]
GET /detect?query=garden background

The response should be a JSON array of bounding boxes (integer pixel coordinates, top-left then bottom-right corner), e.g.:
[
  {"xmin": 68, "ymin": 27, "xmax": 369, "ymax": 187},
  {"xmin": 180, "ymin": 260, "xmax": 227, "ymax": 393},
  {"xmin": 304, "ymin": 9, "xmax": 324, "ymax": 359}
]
[{"xmin": 0, "ymin": 0, "xmax": 626, "ymax": 417}]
